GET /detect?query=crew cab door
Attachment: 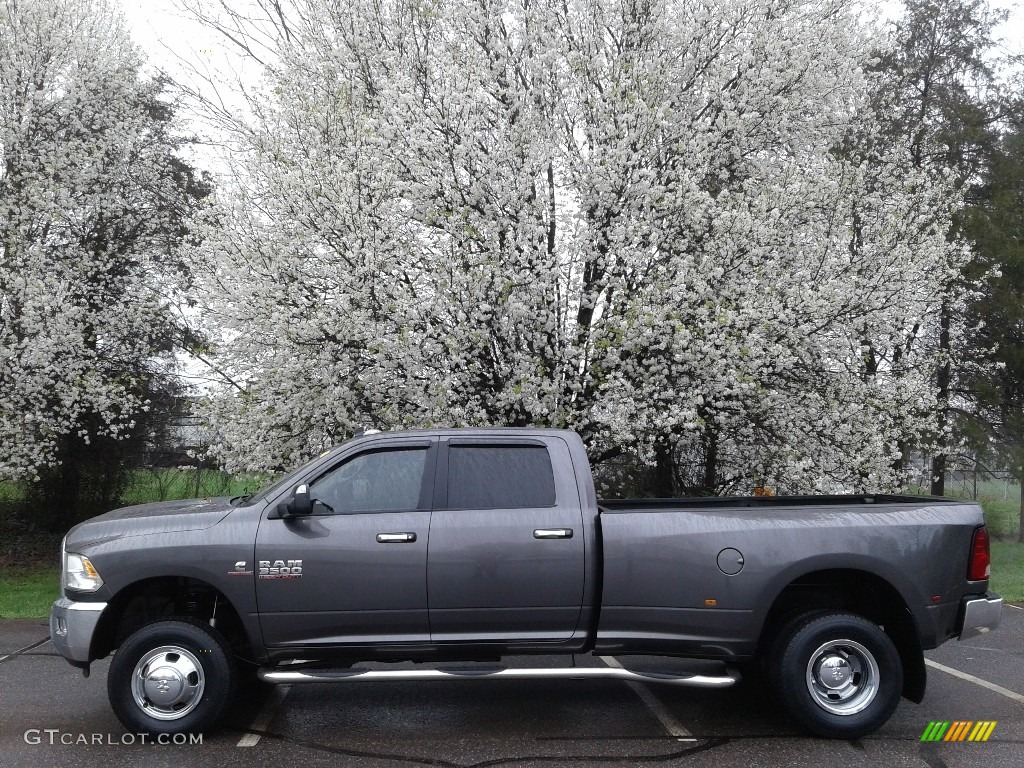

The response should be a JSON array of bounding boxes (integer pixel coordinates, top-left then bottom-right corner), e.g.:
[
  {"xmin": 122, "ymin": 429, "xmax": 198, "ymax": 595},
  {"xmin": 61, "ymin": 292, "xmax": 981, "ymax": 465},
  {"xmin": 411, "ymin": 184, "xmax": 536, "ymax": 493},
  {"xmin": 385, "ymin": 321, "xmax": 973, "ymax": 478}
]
[
  {"xmin": 426, "ymin": 437, "xmax": 585, "ymax": 642},
  {"xmin": 255, "ymin": 438, "xmax": 435, "ymax": 649}
]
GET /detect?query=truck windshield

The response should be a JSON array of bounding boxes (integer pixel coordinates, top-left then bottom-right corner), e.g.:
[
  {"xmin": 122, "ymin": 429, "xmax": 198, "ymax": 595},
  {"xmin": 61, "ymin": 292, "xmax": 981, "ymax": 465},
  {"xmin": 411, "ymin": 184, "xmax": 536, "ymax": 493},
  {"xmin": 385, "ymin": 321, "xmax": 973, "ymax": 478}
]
[
  {"xmin": 232, "ymin": 434, "xmax": 371, "ymax": 506},
  {"xmin": 233, "ymin": 449, "xmax": 336, "ymax": 506}
]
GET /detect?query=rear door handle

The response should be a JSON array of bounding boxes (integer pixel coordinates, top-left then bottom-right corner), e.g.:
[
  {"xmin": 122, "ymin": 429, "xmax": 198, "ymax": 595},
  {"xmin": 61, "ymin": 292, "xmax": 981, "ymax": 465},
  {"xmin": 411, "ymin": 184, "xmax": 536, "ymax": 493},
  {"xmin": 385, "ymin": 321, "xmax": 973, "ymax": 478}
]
[
  {"xmin": 376, "ymin": 532, "xmax": 417, "ymax": 543},
  {"xmin": 534, "ymin": 528, "xmax": 573, "ymax": 539}
]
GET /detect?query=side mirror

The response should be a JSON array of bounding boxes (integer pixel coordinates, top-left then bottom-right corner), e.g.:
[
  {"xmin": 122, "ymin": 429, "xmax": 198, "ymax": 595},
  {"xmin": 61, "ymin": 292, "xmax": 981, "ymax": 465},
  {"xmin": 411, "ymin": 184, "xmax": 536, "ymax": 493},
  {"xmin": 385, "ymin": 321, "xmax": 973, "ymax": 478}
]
[{"xmin": 290, "ymin": 484, "xmax": 313, "ymax": 516}]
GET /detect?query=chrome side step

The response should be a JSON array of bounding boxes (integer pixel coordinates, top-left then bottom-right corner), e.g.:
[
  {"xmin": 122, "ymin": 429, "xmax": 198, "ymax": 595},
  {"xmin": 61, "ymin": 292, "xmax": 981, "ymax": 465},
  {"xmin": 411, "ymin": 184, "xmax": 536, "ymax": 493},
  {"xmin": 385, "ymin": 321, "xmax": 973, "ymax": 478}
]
[{"xmin": 258, "ymin": 665, "xmax": 739, "ymax": 688}]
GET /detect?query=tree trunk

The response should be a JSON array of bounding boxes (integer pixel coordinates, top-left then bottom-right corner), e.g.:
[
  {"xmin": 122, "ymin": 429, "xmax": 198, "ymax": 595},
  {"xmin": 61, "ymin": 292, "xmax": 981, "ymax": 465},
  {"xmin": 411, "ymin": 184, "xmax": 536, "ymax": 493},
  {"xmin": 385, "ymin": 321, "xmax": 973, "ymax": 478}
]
[
  {"xmin": 703, "ymin": 426, "xmax": 718, "ymax": 495},
  {"xmin": 651, "ymin": 440, "xmax": 675, "ymax": 498},
  {"xmin": 931, "ymin": 304, "xmax": 951, "ymax": 496},
  {"xmin": 1018, "ymin": 463, "xmax": 1023, "ymax": 545},
  {"xmin": 930, "ymin": 454, "xmax": 947, "ymax": 497}
]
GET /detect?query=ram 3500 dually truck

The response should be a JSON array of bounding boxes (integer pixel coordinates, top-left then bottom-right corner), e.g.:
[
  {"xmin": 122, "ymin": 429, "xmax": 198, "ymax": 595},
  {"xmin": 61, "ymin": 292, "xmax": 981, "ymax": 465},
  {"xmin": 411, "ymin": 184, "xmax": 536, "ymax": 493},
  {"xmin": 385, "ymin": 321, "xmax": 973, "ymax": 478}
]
[{"xmin": 50, "ymin": 428, "xmax": 1002, "ymax": 739}]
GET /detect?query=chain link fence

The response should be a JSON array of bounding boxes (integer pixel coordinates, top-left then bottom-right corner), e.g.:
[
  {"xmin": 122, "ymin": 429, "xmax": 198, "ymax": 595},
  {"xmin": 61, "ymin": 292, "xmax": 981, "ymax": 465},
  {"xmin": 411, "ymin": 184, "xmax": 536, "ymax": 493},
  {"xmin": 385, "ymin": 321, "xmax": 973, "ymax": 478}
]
[{"xmin": 906, "ymin": 456, "xmax": 1021, "ymax": 540}]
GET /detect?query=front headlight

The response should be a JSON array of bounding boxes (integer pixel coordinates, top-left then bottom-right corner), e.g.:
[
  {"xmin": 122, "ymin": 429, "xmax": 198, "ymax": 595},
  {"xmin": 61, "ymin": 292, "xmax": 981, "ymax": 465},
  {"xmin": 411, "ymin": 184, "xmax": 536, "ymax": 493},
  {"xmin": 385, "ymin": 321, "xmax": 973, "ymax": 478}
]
[{"xmin": 64, "ymin": 552, "xmax": 104, "ymax": 592}]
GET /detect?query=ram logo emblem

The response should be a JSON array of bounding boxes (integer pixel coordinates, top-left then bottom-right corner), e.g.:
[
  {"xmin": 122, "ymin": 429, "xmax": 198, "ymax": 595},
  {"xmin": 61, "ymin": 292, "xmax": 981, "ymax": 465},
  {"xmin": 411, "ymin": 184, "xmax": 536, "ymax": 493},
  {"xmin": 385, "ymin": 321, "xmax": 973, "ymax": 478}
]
[{"xmin": 258, "ymin": 559, "xmax": 303, "ymax": 579}]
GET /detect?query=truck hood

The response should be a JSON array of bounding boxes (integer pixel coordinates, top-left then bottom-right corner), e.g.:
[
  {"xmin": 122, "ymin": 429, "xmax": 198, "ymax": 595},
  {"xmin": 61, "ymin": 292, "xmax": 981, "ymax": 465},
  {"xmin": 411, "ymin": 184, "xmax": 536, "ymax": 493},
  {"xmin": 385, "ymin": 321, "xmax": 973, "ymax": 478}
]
[{"xmin": 65, "ymin": 498, "xmax": 236, "ymax": 550}]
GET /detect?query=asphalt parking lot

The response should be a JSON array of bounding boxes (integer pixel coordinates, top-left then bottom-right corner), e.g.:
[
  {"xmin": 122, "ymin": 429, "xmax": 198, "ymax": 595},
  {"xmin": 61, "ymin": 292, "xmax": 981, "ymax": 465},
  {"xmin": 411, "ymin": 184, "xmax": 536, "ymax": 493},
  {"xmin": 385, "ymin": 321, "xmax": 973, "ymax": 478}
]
[{"xmin": 1, "ymin": 607, "xmax": 1021, "ymax": 768}]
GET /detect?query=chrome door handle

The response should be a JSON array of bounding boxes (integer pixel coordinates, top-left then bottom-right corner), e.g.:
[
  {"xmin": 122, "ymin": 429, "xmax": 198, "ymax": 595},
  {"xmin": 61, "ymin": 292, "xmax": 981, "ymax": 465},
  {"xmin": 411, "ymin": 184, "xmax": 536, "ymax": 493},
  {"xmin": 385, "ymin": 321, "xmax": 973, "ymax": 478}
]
[
  {"xmin": 376, "ymin": 532, "xmax": 417, "ymax": 543},
  {"xmin": 534, "ymin": 528, "xmax": 573, "ymax": 539}
]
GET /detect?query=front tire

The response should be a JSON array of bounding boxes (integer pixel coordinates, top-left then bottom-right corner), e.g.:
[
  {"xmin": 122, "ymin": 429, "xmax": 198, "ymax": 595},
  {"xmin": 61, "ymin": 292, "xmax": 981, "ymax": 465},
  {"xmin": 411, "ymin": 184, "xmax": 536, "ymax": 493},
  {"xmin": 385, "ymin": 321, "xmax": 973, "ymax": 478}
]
[
  {"xmin": 769, "ymin": 611, "xmax": 902, "ymax": 739},
  {"xmin": 108, "ymin": 619, "xmax": 237, "ymax": 734}
]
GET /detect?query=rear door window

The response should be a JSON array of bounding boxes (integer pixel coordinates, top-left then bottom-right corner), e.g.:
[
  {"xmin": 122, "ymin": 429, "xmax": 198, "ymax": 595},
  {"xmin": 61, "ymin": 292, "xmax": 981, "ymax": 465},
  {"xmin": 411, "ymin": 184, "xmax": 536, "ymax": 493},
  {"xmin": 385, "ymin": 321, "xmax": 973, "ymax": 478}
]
[{"xmin": 447, "ymin": 445, "xmax": 556, "ymax": 509}]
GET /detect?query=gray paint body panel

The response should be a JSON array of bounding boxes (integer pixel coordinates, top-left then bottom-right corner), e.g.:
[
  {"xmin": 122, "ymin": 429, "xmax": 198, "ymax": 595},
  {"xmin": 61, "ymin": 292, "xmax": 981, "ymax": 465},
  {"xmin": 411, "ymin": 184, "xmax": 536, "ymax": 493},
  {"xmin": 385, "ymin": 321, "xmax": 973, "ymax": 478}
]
[
  {"xmin": 595, "ymin": 500, "xmax": 983, "ymax": 657},
  {"xmin": 427, "ymin": 436, "xmax": 586, "ymax": 642},
  {"xmin": 62, "ymin": 498, "xmax": 265, "ymax": 657},
  {"xmin": 256, "ymin": 509, "xmax": 432, "ymax": 646}
]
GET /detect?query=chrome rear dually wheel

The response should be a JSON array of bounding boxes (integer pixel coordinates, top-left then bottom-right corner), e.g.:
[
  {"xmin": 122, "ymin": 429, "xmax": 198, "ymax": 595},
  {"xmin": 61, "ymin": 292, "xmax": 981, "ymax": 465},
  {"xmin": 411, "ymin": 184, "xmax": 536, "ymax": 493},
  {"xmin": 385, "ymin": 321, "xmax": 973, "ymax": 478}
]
[{"xmin": 770, "ymin": 611, "xmax": 902, "ymax": 739}]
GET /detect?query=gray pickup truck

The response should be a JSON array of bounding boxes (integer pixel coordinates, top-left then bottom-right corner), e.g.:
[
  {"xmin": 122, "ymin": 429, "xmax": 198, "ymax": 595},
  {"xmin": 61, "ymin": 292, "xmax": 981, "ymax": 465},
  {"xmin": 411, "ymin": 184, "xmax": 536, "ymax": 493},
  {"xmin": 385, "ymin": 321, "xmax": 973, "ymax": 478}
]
[{"xmin": 50, "ymin": 428, "xmax": 1002, "ymax": 739}]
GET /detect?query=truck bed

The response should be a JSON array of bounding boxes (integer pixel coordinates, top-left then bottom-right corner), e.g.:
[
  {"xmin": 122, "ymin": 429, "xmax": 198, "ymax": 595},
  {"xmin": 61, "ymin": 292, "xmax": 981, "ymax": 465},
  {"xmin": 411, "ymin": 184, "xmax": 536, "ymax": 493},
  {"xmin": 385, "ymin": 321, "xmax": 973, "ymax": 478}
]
[{"xmin": 593, "ymin": 493, "xmax": 983, "ymax": 658}]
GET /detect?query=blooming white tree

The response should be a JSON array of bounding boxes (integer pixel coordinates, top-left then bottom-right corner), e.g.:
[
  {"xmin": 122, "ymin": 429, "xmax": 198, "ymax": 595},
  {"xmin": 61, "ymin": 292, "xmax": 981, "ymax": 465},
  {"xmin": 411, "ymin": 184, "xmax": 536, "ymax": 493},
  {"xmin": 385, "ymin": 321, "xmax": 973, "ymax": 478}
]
[
  {"xmin": 0, "ymin": 0, "xmax": 210, "ymax": 525},
  {"xmin": 189, "ymin": 0, "xmax": 965, "ymax": 493}
]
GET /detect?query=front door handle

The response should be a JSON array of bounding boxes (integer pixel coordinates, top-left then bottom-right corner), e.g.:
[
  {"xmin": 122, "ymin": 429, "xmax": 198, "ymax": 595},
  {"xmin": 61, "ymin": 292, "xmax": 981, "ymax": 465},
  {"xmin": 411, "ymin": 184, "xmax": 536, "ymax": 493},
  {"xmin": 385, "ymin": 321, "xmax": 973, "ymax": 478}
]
[
  {"xmin": 376, "ymin": 532, "xmax": 417, "ymax": 543},
  {"xmin": 534, "ymin": 528, "xmax": 573, "ymax": 539}
]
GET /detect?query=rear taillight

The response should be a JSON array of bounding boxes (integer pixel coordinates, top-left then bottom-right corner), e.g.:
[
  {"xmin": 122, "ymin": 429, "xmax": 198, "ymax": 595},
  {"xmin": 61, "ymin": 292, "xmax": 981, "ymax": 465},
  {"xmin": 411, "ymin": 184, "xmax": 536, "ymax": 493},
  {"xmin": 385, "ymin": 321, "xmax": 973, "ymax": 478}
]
[{"xmin": 967, "ymin": 526, "xmax": 991, "ymax": 581}]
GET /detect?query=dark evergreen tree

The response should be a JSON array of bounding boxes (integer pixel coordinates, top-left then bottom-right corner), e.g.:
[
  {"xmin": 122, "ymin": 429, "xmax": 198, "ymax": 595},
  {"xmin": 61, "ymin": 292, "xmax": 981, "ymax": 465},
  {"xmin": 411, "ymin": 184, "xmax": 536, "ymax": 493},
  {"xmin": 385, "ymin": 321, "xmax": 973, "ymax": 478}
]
[
  {"xmin": 962, "ymin": 103, "xmax": 1024, "ymax": 539},
  {"xmin": 874, "ymin": 0, "xmax": 1008, "ymax": 496}
]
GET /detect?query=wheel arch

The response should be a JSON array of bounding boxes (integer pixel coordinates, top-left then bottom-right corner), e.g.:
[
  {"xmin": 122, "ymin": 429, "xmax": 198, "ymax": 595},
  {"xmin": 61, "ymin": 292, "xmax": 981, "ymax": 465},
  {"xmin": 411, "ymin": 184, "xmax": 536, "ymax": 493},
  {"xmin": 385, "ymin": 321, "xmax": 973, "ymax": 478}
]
[
  {"xmin": 91, "ymin": 576, "xmax": 255, "ymax": 664},
  {"xmin": 757, "ymin": 568, "xmax": 926, "ymax": 703}
]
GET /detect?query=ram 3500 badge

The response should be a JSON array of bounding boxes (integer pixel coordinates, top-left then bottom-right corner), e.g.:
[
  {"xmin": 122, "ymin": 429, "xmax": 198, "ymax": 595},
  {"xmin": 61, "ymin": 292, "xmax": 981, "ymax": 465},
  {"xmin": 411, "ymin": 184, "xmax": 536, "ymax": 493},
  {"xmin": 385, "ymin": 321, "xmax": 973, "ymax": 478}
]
[{"xmin": 258, "ymin": 559, "xmax": 303, "ymax": 579}]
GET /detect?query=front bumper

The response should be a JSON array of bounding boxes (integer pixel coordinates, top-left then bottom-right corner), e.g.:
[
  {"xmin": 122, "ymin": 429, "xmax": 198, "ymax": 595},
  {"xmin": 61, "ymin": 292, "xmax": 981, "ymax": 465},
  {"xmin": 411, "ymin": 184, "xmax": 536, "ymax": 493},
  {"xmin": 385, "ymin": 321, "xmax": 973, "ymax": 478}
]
[
  {"xmin": 50, "ymin": 598, "xmax": 107, "ymax": 664},
  {"xmin": 958, "ymin": 593, "xmax": 1003, "ymax": 641}
]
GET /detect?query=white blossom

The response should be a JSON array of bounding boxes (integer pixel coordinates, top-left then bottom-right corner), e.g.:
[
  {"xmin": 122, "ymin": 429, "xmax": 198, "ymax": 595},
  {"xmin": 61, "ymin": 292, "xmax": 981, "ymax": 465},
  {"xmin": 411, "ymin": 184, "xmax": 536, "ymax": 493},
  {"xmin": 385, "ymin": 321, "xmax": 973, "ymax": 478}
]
[
  {"xmin": 0, "ymin": 0, "xmax": 202, "ymax": 480},
  {"xmin": 189, "ymin": 0, "xmax": 965, "ymax": 492}
]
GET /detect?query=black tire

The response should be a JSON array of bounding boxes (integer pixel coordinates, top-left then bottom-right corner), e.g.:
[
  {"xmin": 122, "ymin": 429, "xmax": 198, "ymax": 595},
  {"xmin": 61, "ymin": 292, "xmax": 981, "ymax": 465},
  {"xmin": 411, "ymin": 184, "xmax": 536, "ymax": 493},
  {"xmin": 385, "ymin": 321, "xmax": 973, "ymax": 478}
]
[
  {"xmin": 108, "ymin": 619, "xmax": 237, "ymax": 734},
  {"xmin": 768, "ymin": 611, "xmax": 902, "ymax": 739}
]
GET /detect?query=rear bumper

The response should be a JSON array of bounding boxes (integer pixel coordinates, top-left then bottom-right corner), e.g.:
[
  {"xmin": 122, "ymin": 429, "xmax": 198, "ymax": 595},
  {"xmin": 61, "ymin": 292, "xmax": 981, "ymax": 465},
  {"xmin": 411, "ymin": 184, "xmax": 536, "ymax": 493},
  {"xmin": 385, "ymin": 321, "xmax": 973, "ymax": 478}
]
[
  {"xmin": 958, "ymin": 593, "xmax": 1002, "ymax": 641},
  {"xmin": 49, "ymin": 598, "xmax": 106, "ymax": 665}
]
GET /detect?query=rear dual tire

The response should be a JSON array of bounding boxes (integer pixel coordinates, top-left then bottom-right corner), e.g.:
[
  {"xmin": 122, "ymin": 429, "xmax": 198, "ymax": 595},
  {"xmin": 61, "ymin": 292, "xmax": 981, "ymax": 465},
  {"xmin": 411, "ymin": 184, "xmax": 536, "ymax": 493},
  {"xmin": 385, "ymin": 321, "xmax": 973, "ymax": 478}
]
[{"xmin": 769, "ymin": 611, "xmax": 902, "ymax": 739}]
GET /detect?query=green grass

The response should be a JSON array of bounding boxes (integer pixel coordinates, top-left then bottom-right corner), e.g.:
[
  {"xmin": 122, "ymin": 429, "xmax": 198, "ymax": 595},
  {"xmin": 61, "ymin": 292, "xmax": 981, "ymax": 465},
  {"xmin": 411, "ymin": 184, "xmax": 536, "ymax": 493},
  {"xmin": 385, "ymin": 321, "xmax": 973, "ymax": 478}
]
[
  {"xmin": 1, "ymin": 544, "xmax": 1018, "ymax": 620},
  {"xmin": 927, "ymin": 495, "xmax": 1024, "ymax": 603},
  {"xmin": 117, "ymin": 468, "xmax": 266, "ymax": 506},
  {"xmin": 990, "ymin": 540, "xmax": 1024, "ymax": 603},
  {"xmin": 912, "ymin": 477, "xmax": 1023, "ymax": 540},
  {"xmin": 3, "ymin": 468, "xmax": 268, "ymax": 511},
  {"xmin": 978, "ymin": 496, "xmax": 1021, "ymax": 540},
  {"xmin": 0, "ymin": 567, "xmax": 60, "ymax": 619}
]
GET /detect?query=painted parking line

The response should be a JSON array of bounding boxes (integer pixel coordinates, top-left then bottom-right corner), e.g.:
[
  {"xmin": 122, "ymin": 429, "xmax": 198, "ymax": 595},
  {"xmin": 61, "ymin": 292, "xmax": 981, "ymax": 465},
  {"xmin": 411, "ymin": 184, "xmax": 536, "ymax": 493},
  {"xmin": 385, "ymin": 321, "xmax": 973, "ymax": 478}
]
[
  {"xmin": 926, "ymin": 659, "xmax": 1024, "ymax": 706},
  {"xmin": 598, "ymin": 656, "xmax": 695, "ymax": 741},
  {"xmin": 0, "ymin": 637, "xmax": 50, "ymax": 664},
  {"xmin": 237, "ymin": 684, "xmax": 290, "ymax": 747}
]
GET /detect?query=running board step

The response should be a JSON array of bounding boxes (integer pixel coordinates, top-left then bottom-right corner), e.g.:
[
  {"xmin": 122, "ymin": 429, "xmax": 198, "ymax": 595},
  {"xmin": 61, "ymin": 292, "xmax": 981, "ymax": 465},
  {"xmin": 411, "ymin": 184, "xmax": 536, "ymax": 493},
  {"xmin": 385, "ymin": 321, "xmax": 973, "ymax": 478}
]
[{"xmin": 258, "ymin": 665, "xmax": 739, "ymax": 688}]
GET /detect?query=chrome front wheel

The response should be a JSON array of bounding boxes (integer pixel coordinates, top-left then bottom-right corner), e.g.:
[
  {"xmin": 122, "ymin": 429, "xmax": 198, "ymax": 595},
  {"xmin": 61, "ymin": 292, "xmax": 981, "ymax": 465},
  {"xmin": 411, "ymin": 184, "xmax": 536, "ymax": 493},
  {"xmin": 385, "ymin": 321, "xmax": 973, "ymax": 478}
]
[
  {"xmin": 109, "ymin": 620, "xmax": 236, "ymax": 734},
  {"xmin": 130, "ymin": 645, "xmax": 207, "ymax": 720}
]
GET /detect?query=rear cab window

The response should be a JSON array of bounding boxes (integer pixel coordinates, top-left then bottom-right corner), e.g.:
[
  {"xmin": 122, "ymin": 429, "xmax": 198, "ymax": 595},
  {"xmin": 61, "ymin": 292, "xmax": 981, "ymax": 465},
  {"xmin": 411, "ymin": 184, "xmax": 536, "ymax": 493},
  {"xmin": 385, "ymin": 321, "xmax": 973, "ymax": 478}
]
[{"xmin": 445, "ymin": 444, "xmax": 556, "ymax": 509}]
